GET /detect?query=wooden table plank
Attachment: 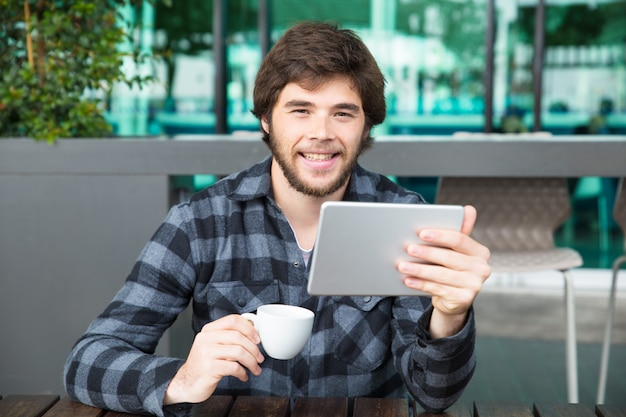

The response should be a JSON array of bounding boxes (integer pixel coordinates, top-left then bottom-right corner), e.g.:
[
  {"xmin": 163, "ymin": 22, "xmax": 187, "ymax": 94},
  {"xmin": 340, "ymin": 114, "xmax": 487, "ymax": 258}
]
[
  {"xmin": 352, "ymin": 398, "xmax": 409, "ymax": 417},
  {"xmin": 596, "ymin": 405, "xmax": 626, "ymax": 417},
  {"xmin": 474, "ymin": 401, "xmax": 534, "ymax": 417},
  {"xmin": 292, "ymin": 397, "xmax": 348, "ymax": 417},
  {"xmin": 414, "ymin": 402, "xmax": 473, "ymax": 417},
  {"xmin": 533, "ymin": 403, "xmax": 596, "ymax": 417},
  {"xmin": 39, "ymin": 397, "xmax": 104, "ymax": 417},
  {"xmin": 0, "ymin": 395, "xmax": 59, "ymax": 417},
  {"xmin": 227, "ymin": 397, "xmax": 289, "ymax": 417},
  {"xmin": 191, "ymin": 395, "xmax": 234, "ymax": 417}
]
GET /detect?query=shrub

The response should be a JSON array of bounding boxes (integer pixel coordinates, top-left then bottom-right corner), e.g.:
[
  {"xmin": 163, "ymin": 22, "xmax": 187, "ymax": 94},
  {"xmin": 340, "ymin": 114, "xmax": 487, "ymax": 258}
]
[{"xmin": 0, "ymin": 0, "xmax": 160, "ymax": 142}]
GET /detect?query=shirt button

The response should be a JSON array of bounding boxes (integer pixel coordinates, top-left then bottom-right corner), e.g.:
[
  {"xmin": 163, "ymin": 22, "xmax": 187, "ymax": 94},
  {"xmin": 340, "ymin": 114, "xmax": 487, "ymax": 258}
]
[
  {"xmin": 237, "ymin": 298, "xmax": 246, "ymax": 307},
  {"xmin": 293, "ymin": 261, "xmax": 300, "ymax": 267},
  {"xmin": 362, "ymin": 296, "xmax": 372, "ymax": 303}
]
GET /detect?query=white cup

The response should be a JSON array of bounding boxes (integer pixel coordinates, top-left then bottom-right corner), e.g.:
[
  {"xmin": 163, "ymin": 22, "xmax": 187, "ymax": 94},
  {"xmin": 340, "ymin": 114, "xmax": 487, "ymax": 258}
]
[{"xmin": 241, "ymin": 304, "xmax": 314, "ymax": 360}]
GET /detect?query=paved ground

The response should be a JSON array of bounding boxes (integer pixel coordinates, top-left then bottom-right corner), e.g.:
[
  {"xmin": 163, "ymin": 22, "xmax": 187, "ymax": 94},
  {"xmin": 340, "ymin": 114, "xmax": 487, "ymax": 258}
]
[
  {"xmin": 474, "ymin": 290, "xmax": 626, "ymax": 344},
  {"xmin": 463, "ymin": 289, "xmax": 626, "ymax": 406}
]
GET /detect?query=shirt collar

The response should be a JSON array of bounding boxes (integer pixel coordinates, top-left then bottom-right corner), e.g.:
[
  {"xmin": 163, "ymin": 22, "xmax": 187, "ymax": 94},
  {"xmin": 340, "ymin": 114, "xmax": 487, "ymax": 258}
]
[{"xmin": 227, "ymin": 156, "xmax": 274, "ymax": 202}]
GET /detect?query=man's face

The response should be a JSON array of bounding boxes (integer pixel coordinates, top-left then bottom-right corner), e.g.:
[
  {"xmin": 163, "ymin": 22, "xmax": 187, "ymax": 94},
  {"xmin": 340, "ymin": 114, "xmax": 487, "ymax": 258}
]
[{"xmin": 262, "ymin": 76, "xmax": 369, "ymax": 198}]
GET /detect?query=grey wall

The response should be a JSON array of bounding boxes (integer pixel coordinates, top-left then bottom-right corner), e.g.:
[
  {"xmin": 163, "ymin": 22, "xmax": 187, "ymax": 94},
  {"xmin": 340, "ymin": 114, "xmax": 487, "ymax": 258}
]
[{"xmin": 0, "ymin": 174, "xmax": 170, "ymax": 395}]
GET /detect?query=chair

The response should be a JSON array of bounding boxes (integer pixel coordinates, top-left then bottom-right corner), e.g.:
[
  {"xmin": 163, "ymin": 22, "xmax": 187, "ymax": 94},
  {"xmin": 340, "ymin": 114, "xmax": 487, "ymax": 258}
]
[
  {"xmin": 569, "ymin": 177, "xmax": 615, "ymax": 260},
  {"xmin": 597, "ymin": 178, "xmax": 626, "ymax": 404},
  {"xmin": 435, "ymin": 177, "xmax": 583, "ymax": 403}
]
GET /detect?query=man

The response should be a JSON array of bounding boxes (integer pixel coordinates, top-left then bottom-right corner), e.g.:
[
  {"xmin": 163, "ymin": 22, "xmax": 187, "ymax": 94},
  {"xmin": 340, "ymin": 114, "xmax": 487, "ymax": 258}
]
[{"xmin": 64, "ymin": 21, "xmax": 491, "ymax": 417}]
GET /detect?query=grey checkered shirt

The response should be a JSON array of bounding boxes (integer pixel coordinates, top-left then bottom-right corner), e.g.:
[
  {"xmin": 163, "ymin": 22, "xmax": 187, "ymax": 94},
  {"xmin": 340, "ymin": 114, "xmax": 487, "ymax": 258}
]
[{"xmin": 64, "ymin": 156, "xmax": 476, "ymax": 417}]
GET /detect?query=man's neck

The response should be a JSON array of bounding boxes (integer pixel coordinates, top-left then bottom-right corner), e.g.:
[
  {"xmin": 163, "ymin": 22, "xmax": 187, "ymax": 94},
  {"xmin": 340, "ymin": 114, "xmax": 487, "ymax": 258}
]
[{"xmin": 270, "ymin": 161, "xmax": 347, "ymax": 251}]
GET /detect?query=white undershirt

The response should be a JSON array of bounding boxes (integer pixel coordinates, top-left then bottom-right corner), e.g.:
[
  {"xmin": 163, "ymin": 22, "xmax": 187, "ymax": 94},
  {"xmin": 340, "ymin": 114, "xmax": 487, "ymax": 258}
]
[
  {"xmin": 286, "ymin": 220, "xmax": 313, "ymax": 266},
  {"xmin": 301, "ymin": 248, "xmax": 312, "ymax": 266}
]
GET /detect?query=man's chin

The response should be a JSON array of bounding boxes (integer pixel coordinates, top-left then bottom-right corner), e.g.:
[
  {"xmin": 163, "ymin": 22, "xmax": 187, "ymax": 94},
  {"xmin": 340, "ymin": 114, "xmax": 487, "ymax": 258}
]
[{"xmin": 288, "ymin": 177, "xmax": 349, "ymax": 198}]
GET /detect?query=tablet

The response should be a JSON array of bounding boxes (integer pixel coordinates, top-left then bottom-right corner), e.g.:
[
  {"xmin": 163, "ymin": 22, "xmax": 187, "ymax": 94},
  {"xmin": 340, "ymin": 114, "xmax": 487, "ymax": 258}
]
[{"xmin": 307, "ymin": 201, "xmax": 464, "ymax": 296}]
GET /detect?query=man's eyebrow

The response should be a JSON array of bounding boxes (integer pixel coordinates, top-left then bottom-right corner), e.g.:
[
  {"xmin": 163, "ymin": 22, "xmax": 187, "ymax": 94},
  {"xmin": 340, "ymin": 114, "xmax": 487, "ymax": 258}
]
[
  {"xmin": 283, "ymin": 100, "xmax": 361, "ymax": 113},
  {"xmin": 284, "ymin": 100, "xmax": 313, "ymax": 108},
  {"xmin": 334, "ymin": 103, "xmax": 361, "ymax": 113}
]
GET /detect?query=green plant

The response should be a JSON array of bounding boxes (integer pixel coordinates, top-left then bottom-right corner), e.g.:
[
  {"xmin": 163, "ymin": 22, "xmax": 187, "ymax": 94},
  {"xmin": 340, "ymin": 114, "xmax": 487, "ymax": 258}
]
[{"xmin": 0, "ymin": 0, "xmax": 163, "ymax": 142}]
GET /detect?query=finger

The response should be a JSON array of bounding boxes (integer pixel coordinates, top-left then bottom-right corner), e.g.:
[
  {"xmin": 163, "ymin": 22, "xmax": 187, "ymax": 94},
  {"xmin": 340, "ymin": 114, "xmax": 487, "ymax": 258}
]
[
  {"xmin": 202, "ymin": 314, "xmax": 261, "ymax": 344},
  {"xmin": 218, "ymin": 328, "xmax": 265, "ymax": 363},
  {"xmin": 402, "ymin": 268, "xmax": 484, "ymax": 315},
  {"xmin": 400, "ymin": 261, "xmax": 462, "ymax": 289},
  {"xmin": 398, "ymin": 256, "xmax": 489, "ymax": 294},
  {"xmin": 405, "ymin": 241, "xmax": 491, "ymax": 279},
  {"xmin": 403, "ymin": 256, "xmax": 491, "ymax": 293},
  {"xmin": 403, "ymin": 273, "xmax": 477, "ymax": 303},
  {"xmin": 196, "ymin": 354, "xmax": 255, "ymax": 387},
  {"xmin": 417, "ymin": 227, "xmax": 490, "ymax": 262},
  {"xmin": 196, "ymin": 319, "xmax": 265, "ymax": 367},
  {"xmin": 194, "ymin": 330, "xmax": 264, "ymax": 374},
  {"xmin": 211, "ymin": 342, "xmax": 264, "ymax": 377},
  {"xmin": 405, "ymin": 241, "xmax": 466, "ymax": 272},
  {"xmin": 461, "ymin": 205, "xmax": 477, "ymax": 236}
]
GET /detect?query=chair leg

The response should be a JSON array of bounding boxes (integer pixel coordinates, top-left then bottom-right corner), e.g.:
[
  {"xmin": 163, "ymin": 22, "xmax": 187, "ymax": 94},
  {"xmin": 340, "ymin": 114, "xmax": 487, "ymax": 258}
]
[
  {"xmin": 563, "ymin": 269, "xmax": 579, "ymax": 403},
  {"xmin": 597, "ymin": 255, "xmax": 626, "ymax": 404},
  {"xmin": 597, "ymin": 195, "xmax": 610, "ymax": 264}
]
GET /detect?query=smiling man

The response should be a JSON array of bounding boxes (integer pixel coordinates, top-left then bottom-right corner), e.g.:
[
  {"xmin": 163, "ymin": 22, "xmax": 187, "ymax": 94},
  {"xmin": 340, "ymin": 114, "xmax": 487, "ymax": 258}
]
[{"xmin": 64, "ymin": 21, "xmax": 491, "ymax": 417}]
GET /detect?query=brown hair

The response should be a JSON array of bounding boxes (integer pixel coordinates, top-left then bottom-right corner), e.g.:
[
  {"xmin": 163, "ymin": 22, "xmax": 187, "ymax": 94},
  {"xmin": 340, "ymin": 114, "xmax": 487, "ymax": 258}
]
[{"xmin": 251, "ymin": 21, "xmax": 386, "ymax": 146}]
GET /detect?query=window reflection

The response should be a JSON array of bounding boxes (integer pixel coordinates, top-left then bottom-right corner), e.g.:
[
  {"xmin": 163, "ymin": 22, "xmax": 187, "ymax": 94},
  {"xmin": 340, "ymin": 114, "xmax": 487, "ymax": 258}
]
[
  {"xmin": 498, "ymin": 0, "xmax": 626, "ymax": 134},
  {"xmin": 107, "ymin": 0, "xmax": 625, "ymax": 137}
]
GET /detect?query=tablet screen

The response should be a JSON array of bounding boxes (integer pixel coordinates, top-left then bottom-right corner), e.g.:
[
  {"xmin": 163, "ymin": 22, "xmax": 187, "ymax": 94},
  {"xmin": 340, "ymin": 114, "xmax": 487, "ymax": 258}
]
[{"xmin": 307, "ymin": 202, "xmax": 464, "ymax": 296}]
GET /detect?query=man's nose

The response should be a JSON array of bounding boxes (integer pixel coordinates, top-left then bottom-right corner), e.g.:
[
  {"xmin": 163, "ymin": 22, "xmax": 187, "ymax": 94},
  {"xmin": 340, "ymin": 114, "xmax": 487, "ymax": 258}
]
[{"xmin": 307, "ymin": 115, "xmax": 334, "ymax": 140}]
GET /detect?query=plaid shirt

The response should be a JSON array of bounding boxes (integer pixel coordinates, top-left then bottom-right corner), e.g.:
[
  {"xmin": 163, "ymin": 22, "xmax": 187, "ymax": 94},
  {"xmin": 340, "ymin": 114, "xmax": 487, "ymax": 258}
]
[{"xmin": 64, "ymin": 157, "xmax": 476, "ymax": 417}]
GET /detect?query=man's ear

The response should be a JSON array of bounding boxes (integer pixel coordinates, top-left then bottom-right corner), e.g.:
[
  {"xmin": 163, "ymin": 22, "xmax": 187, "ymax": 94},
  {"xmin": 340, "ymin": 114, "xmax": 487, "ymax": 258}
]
[{"xmin": 261, "ymin": 115, "xmax": 270, "ymax": 134}]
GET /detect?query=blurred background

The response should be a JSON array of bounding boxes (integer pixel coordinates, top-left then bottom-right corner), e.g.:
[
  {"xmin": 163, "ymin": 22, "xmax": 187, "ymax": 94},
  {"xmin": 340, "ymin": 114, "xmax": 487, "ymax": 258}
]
[{"xmin": 105, "ymin": 0, "xmax": 626, "ymax": 138}]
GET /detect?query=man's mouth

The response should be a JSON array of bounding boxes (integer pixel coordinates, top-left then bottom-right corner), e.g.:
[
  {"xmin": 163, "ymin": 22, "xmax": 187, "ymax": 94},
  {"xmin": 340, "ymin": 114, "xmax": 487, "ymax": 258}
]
[{"xmin": 301, "ymin": 153, "xmax": 336, "ymax": 161}]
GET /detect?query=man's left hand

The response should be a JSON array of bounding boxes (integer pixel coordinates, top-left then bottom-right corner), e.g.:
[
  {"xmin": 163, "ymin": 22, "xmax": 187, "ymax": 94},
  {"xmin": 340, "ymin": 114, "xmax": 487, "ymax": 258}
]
[{"xmin": 398, "ymin": 205, "xmax": 491, "ymax": 338}]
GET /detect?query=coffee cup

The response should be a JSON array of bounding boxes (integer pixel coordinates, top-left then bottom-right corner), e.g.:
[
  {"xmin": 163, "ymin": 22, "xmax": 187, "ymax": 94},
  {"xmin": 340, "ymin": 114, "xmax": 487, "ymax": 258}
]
[{"xmin": 242, "ymin": 304, "xmax": 314, "ymax": 360}]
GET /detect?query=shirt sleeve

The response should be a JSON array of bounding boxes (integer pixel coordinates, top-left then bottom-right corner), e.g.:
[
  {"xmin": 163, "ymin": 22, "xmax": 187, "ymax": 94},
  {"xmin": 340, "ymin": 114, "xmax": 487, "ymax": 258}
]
[
  {"xmin": 64, "ymin": 207, "xmax": 197, "ymax": 417},
  {"xmin": 392, "ymin": 299, "xmax": 476, "ymax": 413}
]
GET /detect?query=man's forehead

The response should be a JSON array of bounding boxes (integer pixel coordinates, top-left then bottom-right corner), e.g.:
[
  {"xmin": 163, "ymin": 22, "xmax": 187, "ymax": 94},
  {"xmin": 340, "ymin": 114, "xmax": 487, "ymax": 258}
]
[{"xmin": 277, "ymin": 77, "xmax": 362, "ymax": 105}]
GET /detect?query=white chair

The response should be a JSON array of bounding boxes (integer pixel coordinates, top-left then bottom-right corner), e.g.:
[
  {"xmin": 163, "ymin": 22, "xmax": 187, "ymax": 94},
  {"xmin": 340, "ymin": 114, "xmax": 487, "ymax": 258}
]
[
  {"xmin": 436, "ymin": 177, "xmax": 583, "ymax": 403},
  {"xmin": 597, "ymin": 178, "xmax": 626, "ymax": 404}
]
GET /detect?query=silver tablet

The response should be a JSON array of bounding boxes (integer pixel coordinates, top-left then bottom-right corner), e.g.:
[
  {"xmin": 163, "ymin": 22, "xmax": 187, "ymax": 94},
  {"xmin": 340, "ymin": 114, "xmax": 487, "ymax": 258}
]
[{"xmin": 307, "ymin": 201, "xmax": 464, "ymax": 296}]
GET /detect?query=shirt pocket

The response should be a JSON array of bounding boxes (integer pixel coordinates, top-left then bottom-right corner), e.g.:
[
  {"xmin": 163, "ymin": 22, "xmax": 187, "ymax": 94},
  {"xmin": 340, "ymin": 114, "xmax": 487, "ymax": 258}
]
[
  {"xmin": 332, "ymin": 296, "xmax": 392, "ymax": 372},
  {"xmin": 204, "ymin": 280, "xmax": 280, "ymax": 321}
]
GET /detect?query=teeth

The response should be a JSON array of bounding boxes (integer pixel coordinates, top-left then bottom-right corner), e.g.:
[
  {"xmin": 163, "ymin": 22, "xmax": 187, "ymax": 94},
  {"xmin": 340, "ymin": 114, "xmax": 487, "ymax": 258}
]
[{"xmin": 303, "ymin": 153, "xmax": 334, "ymax": 161}]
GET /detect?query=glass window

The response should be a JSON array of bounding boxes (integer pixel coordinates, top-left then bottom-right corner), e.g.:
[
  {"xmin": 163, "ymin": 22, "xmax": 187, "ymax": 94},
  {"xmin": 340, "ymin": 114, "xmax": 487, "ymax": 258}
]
[
  {"xmin": 115, "ymin": 0, "xmax": 624, "ymax": 137},
  {"xmin": 495, "ymin": 0, "xmax": 626, "ymax": 134},
  {"xmin": 271, "ymin": 0, "xmax": 488, "ymax": 135},
  {"xmin": 385, "ymin": 0, "xmax": 487, "ymax": 135}
]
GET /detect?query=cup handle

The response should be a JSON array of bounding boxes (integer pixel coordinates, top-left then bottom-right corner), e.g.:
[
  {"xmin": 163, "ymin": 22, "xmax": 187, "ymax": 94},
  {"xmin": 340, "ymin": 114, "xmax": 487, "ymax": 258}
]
[{"xmin": 241, "ymin": 312, "xmax": 256, "ymax": 326}]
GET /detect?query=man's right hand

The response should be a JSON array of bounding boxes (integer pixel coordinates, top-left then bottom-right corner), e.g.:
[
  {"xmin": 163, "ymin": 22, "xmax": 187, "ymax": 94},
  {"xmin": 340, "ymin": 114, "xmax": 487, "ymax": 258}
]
[{"xmin": 163, "ymin": 314, "xmax": 264, "ymax": 405}]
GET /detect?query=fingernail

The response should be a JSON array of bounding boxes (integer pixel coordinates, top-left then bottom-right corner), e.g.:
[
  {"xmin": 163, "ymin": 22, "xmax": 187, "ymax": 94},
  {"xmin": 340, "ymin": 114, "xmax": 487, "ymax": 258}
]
[
  {"xmin": 408, "ymin": 244, "xmax": 422, "ymax": 256},
  {"xmin": 420, "ymin": 230, "xmax": 434, "ymax": 241}
]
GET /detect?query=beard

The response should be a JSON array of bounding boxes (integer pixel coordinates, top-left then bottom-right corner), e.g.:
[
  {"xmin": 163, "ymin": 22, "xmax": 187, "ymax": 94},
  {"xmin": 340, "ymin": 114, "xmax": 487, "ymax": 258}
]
[{"xmin": 267, "ymin": 130, "xmax": 368, "ymax": 198}]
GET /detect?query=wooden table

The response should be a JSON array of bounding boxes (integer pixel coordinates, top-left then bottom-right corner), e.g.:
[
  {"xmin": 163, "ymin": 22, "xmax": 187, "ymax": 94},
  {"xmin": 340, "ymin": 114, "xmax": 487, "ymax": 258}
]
[{"xmin": 1, "ymin": 395, "xmax": 625, "ymax": 417}]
